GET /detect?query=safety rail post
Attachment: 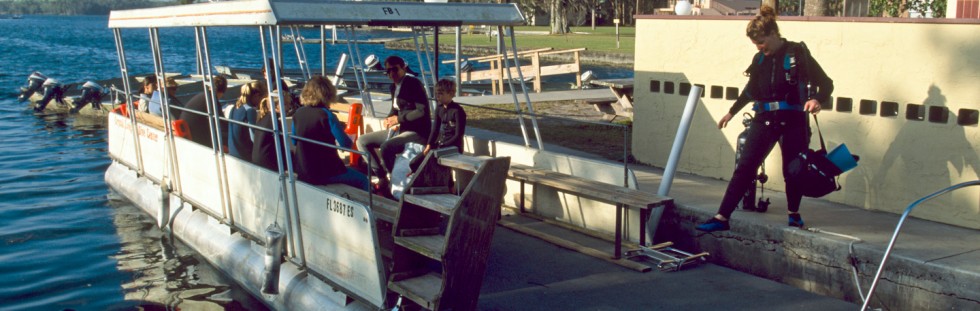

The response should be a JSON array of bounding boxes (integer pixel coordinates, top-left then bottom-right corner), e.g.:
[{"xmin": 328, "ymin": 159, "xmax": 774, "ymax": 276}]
[
  {"xmin": 649, "ymin": 85, "xmax": 702, "ymax": 241},
  {"xmin": 148, "ymin": 27, "xmax": 183, "ymax": 207},
  {"xmin": 455, "ymin": 26, "xmax": 462, "ymax": 97},
  {"xmin": 258, "ymin": 26, "xmax": 301, "ymax": 268},
  {"xmin": 861, "ymin": 180, "xmax": 980, "ymax": 311},
  {"xmin": 195, "ymin": 26, "xmax": 233, "ymax": 223},
  {"xmin": 503, "ymin": 25, "xmax": 544, "ymax": 150},
  {"xmin": 271, "ymin": 25, "xmax": 307, "ymax": 268},
  {"xmin": 344, "ymin": 27, "xmax": 376, "ymax": 118},
  {"xmin": 112, "ymin": 28, "xmax": 145, "ymax": 177}
]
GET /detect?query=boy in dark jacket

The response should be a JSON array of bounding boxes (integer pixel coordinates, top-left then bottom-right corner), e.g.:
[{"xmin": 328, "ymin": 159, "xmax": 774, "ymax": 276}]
[{"xmin": 423, "ymin": 79, "xmax": 466, "ymax": 156}]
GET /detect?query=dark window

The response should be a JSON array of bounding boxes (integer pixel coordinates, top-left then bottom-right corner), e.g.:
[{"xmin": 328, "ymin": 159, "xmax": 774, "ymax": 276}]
[
  {"xmin": 821, "ymin": 96, "xmax": 833, "ymax": 110},
  {"xmin": 906, "ymin": 104, "xmax": 925, "ymax": 121},
  {"xmin": 664, "ymin": 81, "xmax": 675, "ymax": 94},
  {"xmin": 680, "ymin": 83, "xmax": 691, "ymax": 96},
  {"xmin": 880, "ymin": 101, "xmax": 899, "ymax": 117},
  {"xmin": 650, "ymin": 80, "xmax": 660, "ymax": 93},
  {"xmin": 957, "ymin": 109, "xmax": 979, "ymax": 126},
  {"xmin": 836, "ymin": 97, "xmax": 853, "ymax": 112},
  {"xmin": 725, "ymin": 87, "xmax": 738, "ymax": 100},
  {"xmin": 859, "ymin": 99, "xmax": 877, "ymax": 115},
  {"xmin": 710, "ymin": 86, "xmax": 723, "ymax": 99},
  {"xmin": 695, "ymin": 84, "xmax": 706, "ymax": 98},
  {"xmin": 928, "ymin": 106, "xmax": 948, "ymax": 123}
]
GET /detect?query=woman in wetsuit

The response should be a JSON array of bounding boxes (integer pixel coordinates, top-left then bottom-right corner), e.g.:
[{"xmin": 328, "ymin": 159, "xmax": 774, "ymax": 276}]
[{"xmin": 696, "ymin": 5, "xmax": 833, "ymax": 232}]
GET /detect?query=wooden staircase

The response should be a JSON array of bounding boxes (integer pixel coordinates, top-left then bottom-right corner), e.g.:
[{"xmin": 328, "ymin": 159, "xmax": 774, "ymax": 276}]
[{"xmin": 387, "ymin": 148, "xmax": 510, "ymax": 311}]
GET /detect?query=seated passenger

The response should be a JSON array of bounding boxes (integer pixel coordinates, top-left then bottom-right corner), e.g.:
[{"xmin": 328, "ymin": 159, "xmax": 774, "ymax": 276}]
[
  {"xmin": 138, "ymin": 75, "xmax": 157, "ymax": 113},
  {"xmin": 355, "ymin": 55, "xmax": 431, "ymax": 190},
  {"xmin": 423, "ymin": 79, "xmax": 467, "ymax": 156},
  {"xmin": 292, "ymin": 75, "xmax": 369, "ymax": 189},
  {"xmin": 178, "ymin": 75, "xmax": 228, "ymax": 148},
  {"xmin": 251, "ymin": 97, "xmax": 292, "ymax": 171},
  {"xmin": 225, "ymin": 81, "xmax": 264, "ymax": 162},
  {"xmin": 163, "ymin": 77, "xmax": 183, "ymax": 118}
]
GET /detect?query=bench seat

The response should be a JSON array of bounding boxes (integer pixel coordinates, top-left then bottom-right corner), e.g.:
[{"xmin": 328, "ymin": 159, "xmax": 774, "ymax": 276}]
[{"xmin": 506, "ymin": 163, "xmax": 672, "ymax": 259}]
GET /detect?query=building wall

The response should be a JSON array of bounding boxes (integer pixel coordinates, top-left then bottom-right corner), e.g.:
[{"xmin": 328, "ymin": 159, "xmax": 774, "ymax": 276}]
[{"xmin": 633, "ymin": 16, "xmax": 980, "ymax": 229}]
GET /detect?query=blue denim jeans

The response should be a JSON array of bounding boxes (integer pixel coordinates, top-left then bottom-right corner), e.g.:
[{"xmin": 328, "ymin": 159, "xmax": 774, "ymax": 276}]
[{"xmin": 323, "ymin": 167, "xmax": 370, "ymax": 190}]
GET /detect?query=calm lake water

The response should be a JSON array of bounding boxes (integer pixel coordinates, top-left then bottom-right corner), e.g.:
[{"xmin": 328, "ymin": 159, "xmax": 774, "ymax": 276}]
[{"xmin": 0, "ymin": 14, "xmax": 630, "ymax": 310}]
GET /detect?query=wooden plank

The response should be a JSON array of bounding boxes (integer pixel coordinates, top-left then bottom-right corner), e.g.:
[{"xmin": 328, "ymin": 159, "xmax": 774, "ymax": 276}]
[
  {"xmin": 440, "ymin": 47, "xmax": 553, "ymax": 63},
  {"xmin": 437, "ymin": 154, "xmax": 488, "ymax": 172},
  {"xmin": 508, "ymin": 164, "xmax": 671, "ymax": 209},
  {"xmin": 498, "ymin": 217, "xmax": 652, "ymax": 272},
  {"xmin": 403, "ymin": 194, "xmax": 460, "ymax": 215},
  {"xmin": 539, "ymin": 47, "xmax": 587, "ymax": 56},
  {"xmin": 388, "ymin": 272, "xmax": 443, "ymax": 310},
  {"xmin": 439, "ymin": 156, "xmax": 511, "ymax": 310},
  {"xmin": 394, "ymin": 235, "xmax": 447, "ymax": 260}
]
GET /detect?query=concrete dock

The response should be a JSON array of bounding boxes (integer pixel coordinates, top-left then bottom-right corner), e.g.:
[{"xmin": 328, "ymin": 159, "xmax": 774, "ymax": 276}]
[{"xmin": 469, "ymin": 129, "xmax": 979, "ymax": 310}]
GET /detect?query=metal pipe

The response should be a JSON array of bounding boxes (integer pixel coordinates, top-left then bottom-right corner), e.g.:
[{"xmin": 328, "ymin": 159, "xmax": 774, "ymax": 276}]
[
  {"xmin": 198, "ymin": 26, "xmax": 233, "ymax": 223},
  {"xmin": 496, "ymin": 25, "xmax": 531, "ymax": 148},
  {"xmin": 320, "ymin": 25, "xmax": 327, "ymax": 77},
  {"xmin": 410, "ymin": 27, "xmax": 433, "ymax": 99},
  {"xmin": 148, "ymin": 27, "xmax": 183, "ymax": 208},
  {"xmin": 112, "ymin": 28, "xmax": 144, "ymax": 176},
  {"xmin": 506, "ymin": 25, "xmax": 544, "ymax": 149},
  {"xmin": 455, "ymin": 26, "xmax": 462, "ymax": 97},
  {"xmin": 259, "ymin": 26, "xmax": 297, "ymax": 267},
  {"xmin": 861, "ymin": 180, "xmax": 980, "ymax": 310},
  {"xmin": 648, "ymin": 85, "xmax": 701, "ymax": 241},
  {"xmin": 289, "ymin": 25, "xmax": 312, "ymax": 79},
  {"xmin": 273, "ymin": 25, "xmax": 308, "ymax": 268},
  {"xmin": 345, "ymin": 27, "xmax": 375, "ymax": 118}
]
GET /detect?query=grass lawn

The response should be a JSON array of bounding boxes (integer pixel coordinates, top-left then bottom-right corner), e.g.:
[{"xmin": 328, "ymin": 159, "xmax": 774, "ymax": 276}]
[{"xmin": 435, "ymin": 26, "xmax": 635, "ymax": 55}]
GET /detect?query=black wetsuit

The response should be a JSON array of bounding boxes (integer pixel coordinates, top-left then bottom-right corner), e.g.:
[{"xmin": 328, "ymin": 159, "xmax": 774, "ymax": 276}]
[
  {"xmin": 716, "ymin": 40, "xmax": 833, "ymax": 219},
  {"xmin": 427, "ymin": 101, "xmax": 467, "ymax": 153}
]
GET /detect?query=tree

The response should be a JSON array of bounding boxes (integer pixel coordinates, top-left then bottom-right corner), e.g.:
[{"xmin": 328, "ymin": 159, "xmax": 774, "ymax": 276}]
[{"xmin": 549, "ymin": 0, "xmax": 571, "ymax": 34}]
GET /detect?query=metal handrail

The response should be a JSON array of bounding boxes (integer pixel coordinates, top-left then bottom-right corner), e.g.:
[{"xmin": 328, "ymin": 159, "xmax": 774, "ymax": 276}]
[{"xmin": 861, "ymin": 180, "xmax": 980, "ymax": 310}]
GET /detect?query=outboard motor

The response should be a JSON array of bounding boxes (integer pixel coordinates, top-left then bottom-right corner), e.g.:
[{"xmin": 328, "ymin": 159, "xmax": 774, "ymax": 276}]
[
  {"xmin": 71, "ymin": 81, "xmax": 105, "ymax": 112},
  {"xmin": 34, "ymin": 78, "xmax": 67, "ymax": 112},
  {"xmin": 736, "ymin": 113, "xmax": 770, "ymax": 212},
  {"xmin": 17, "ymin": 72, "xmax": 48, "ymax": 102},
  {"xmin": 364, "ymin": 54, "xmax": 383, "ymax": 71}
]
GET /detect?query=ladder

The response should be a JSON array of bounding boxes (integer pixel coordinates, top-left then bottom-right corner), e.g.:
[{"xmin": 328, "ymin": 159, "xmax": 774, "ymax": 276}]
[
  {"xmin": 387, "ymin": 148, "xmax": 510, "ymax": 311},
  {"xmin": 625, "ymin": 241, "xmax": 709, "ymax": 272}
]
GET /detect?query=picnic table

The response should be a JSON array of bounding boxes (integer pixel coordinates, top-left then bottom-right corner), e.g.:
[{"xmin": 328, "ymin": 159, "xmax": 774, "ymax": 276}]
[{"xmin": 589, "ymin": 78, "xmax": 635, "ymax": 120}]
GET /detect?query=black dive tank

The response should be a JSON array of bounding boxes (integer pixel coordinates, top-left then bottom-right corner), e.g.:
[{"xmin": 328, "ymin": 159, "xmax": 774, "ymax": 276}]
[
  {"xmin": 72, "ymin": 81, "xmax": 105, "ymax": 112},
  {"xmin": 736, "ymin": 113, "xmax": 769, "ymax": 212},
  {"xmin": 34, "ymin": 78, "xmax": 67, "ymax": 112},
  {"xmin": 17, "ymin": 72, "xmax": 48, "ymax": 102}
]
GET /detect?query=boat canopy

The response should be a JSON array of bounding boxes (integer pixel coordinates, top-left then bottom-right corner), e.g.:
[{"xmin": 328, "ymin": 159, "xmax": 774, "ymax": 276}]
[{"xmin": 108, "ymin": 0, "xmax": 526, "ymax": 29}]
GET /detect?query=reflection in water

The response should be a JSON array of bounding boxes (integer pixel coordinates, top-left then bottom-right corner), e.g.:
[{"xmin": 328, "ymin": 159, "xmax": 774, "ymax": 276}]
[{"xmin": 108, "ymin": 193, "xmax": 269, "ymax": 311}]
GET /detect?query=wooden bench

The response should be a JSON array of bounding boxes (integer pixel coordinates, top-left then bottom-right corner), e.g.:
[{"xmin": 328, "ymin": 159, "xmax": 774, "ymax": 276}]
[{"xmin": 505, "ymin": 164, "xmax": 672, "ymax": 260}]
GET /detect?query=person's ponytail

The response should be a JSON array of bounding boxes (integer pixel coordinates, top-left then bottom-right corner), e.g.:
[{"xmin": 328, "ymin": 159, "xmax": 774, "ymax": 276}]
[{"xmin": 746, "ymin": 5, "xmax": 780, "ymax": 39}]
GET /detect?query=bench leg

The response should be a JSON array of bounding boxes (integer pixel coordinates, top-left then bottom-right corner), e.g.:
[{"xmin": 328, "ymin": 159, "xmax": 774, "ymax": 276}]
[
  {"xmin": 519, "ymin": 181, "xmax": 525, "ymax": 213},
  {"xmin": 614, "ymin": 203, "xmax": 623, "ymax": 260},
  {"xmin": 639, "ymin": 208, "xmax": 648, "ymax": 246}
]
